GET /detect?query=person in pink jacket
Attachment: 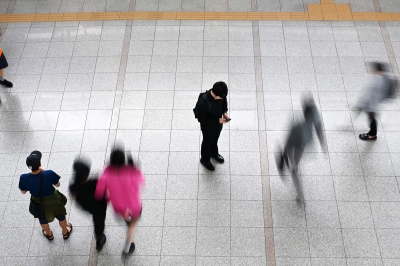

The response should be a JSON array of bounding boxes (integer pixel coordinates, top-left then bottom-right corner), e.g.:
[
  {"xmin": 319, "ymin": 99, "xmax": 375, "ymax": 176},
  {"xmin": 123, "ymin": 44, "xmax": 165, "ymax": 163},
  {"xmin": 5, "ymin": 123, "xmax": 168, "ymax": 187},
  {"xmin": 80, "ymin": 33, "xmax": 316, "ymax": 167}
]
[{"xmin": 95, "ymin": 148, "xmax": 145, "ymax": 255}]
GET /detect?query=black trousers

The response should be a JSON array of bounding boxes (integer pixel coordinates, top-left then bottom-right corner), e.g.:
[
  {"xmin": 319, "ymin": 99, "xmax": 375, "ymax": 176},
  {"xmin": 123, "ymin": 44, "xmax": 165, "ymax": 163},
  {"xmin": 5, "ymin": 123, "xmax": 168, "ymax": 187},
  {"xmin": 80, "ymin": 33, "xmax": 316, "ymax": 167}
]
[
  {"xmin": 368, "ymin": 112, "xmax": 377, "ymax": 136},
  {"xmin": 92, "ymin": 200, "xmax": 107, "ymax": 239},
  {"xmin": 201, "ymin": 123, "xmax": 223, "ymax": 162}
]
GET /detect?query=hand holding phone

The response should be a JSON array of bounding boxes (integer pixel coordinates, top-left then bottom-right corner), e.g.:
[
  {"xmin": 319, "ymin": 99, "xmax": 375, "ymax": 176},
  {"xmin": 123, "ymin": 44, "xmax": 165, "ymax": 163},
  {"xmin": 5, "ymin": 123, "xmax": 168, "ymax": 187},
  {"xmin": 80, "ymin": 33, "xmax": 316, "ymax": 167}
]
[{"xmin": 225, "ymin": 118, "xmax": 231, "ymax": 122}]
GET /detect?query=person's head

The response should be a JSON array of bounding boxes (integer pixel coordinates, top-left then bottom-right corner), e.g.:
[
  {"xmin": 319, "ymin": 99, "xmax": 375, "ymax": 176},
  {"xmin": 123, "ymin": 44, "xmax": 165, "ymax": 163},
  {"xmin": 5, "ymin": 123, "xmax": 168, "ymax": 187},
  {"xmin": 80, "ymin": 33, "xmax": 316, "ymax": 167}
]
[
  {"xmin": 211, "ymin": 81, "xmax": 228, "ymax": 100},
  {"xmin": 72, "ymin": 159, "xmax": 91, "ymax": 184},
  {"xmin": 26, "ymin": 150, "xmax": 42, "ymax": 172},
  {"xmin": 301, "ymin": 95, "xmax": 316, "ymax": 121},
  {"xmin": 110, "ymin": 148, "xmax": 125, "ymax": 168},
  {"xmin": 70, "ymin": 159, "xmax": 91, "ymax": 194},
  {"xmin": 370, "ymin": 62, "xmax": 387, "ymax": 74}
]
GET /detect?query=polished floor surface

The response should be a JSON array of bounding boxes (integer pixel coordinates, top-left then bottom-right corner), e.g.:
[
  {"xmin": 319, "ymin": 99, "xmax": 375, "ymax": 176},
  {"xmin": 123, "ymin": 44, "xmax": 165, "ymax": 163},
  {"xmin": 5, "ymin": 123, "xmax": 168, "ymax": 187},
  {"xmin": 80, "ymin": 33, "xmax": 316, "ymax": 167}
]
[{"xmin": 1, "ymin": 0, "xmax": 400, "ymax": 265}]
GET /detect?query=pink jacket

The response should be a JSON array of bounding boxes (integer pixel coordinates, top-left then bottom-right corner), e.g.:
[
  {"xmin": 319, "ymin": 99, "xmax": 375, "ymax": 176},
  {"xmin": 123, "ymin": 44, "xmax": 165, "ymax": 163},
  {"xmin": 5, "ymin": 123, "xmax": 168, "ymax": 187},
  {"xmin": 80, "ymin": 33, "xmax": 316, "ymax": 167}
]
[{"xmin": 95, "ymin": 165, "xmax": 145, "ymax": 218}]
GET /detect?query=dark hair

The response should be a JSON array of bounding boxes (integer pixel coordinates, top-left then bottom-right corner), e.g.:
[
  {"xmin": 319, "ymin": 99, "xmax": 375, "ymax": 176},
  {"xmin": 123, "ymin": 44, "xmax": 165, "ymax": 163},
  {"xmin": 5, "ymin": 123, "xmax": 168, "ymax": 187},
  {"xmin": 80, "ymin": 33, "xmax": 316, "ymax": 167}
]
[
  {"xmin": 302, "ymin": 96, "xmax": 316, "ymax": 121},
  {"xmin": 69, "ymin": 159, "xmax": 91, "ymax": 194},
  {"xmin": 110, "ymin": 149, "xmax": 125, "ymax": 168},
  {"xmin": 212, "ymin": 81, "xmax": 228, "ymax": 98},
  {"xmin": 371, "ymin": 62, "xmax": 387, "ymax": 72}
]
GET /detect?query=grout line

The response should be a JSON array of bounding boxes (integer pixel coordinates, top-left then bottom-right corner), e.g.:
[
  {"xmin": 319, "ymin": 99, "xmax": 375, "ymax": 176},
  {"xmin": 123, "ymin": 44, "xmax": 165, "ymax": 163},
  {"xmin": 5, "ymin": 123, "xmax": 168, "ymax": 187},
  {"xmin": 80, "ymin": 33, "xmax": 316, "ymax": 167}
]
[{"xmin": 252, "ymin": 0, "xmax": 276, "ymax": 265}]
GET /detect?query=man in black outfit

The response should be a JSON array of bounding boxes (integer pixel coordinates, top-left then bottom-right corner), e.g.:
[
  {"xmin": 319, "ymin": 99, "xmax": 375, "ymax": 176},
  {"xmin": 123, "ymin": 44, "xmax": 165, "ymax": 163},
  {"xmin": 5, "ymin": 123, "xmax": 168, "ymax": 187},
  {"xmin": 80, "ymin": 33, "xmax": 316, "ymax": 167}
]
[
  {"xmin": 196, "ymin": 81, "xmax": 229, "ymax": 171},
  {"xmin": 69, "ymin": 159, "xmax": 107, "ymax": 251}
]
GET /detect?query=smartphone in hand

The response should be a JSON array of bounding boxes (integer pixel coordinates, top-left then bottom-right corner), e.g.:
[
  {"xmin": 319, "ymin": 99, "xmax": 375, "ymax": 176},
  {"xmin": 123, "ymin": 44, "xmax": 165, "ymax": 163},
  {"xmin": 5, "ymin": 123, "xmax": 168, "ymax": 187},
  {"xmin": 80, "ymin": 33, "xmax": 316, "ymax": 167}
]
[{"xmin": 225, "ymin": 118, "xmax": 231, "ymax": 122}]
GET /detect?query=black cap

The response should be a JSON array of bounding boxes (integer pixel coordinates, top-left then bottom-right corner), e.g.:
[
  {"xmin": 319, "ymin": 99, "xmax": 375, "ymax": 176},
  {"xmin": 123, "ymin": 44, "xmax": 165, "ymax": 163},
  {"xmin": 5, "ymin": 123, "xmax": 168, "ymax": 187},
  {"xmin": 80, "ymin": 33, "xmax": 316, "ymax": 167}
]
[{"xmin": 26, "ymin": 150, "xmax": 42, "ymax": 171}]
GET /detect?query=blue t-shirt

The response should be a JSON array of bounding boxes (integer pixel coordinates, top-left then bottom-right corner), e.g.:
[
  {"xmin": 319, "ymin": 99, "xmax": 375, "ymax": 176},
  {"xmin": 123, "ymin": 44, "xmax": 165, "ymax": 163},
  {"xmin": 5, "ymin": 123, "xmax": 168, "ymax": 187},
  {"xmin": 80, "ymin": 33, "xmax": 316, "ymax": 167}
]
[{"xmin": 19, "ymin": 170, "xmax": 61, "ymax": 198}]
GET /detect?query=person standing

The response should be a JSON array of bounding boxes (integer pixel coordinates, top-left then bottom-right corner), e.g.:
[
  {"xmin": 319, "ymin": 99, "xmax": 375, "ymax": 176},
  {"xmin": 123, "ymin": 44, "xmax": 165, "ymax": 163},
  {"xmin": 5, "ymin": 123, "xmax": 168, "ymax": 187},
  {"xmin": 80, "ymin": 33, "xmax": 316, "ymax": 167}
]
[
  {"xmin": 195, "ymin": 81, "xmax": 229, "ymax": 171},
  {"xmin": 356, "ymin": 62, "xmax": 392, "ymax": 140},
  {"xmin": 69, "ymin": 159, "xmax": 107, "ymax": 251},
  {"xmin": 95, "ymin": 148, "xmax": 145, "ymax": 255},
  {"xmin": 276, "ymin": 96, "xmax": 326, "ymax": 203},
  {"xmin": 19, "ymin": 151, "xmax": 72, "ymax": 240}
]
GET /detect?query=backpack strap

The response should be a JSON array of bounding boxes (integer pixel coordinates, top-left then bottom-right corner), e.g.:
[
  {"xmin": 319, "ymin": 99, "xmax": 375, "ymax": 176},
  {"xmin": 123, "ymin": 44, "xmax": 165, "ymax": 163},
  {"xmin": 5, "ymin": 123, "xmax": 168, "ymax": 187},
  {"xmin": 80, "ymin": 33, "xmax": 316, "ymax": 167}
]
[{"xmin": 202, "ymin": 93, "xmax": 211, "ymax": 113}]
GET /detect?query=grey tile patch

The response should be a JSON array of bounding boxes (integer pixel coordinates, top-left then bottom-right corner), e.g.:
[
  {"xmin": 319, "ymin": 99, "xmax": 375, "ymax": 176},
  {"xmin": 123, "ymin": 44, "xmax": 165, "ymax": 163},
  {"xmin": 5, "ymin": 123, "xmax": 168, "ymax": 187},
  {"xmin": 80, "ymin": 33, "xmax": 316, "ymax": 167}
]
[{"xmin": 342, "ymin": 229, "xmax": 381, "ymax": 258}]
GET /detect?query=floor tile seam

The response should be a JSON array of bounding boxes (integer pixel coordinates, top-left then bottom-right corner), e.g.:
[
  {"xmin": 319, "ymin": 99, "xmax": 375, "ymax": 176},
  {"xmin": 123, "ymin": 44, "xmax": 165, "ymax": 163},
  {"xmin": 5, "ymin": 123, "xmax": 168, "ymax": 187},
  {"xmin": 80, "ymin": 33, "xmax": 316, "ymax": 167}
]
[
  {"xmin": 252, "ymin": 8, "xmax": 276, "ymax": 264},
  {"xmin": 324, "ymin": 23, "xmax": 353, "ymax": 262}
]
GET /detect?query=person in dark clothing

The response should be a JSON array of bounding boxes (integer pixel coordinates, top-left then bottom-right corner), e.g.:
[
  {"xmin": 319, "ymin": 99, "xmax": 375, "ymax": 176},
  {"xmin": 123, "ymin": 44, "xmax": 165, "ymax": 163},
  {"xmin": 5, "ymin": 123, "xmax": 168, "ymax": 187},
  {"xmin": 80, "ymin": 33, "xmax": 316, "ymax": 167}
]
[
  {"xmin": 69, "ymin": 159, "xmax": 107, "ymax": 251},
  {"xmin": 276, "ymin": 96, "xmax": 326, "ymax": 203},
  {"xmin": 195, "ymin": 81, "xmax": 229, "ymax": 171}
]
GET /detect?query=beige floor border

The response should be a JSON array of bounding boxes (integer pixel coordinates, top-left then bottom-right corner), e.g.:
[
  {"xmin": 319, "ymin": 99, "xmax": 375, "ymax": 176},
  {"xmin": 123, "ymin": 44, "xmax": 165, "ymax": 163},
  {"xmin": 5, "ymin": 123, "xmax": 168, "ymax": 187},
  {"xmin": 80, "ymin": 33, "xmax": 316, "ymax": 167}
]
[{"xmin": 0, "ymin": 11, "xmax": 399, "ymax": 23}]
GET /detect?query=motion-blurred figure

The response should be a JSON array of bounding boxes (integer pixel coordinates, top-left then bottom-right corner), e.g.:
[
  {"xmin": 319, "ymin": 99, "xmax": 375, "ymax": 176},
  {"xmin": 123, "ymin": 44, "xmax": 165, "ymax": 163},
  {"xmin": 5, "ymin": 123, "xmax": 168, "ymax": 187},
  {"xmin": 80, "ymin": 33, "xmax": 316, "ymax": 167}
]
[
  {"xmin": 69, "ymin": 159, "xmax": 107, "ymax": 251},
  {"xmin": 355, "ymin": 62, "xmax": 394, "ymax": 140},
  {"xmin": 276, "ymin": 96, "xmax": 326, "ymax": 203},
  {"xmin": 95, "ymin": 148, "xmax": 145, "ymax": 255}
]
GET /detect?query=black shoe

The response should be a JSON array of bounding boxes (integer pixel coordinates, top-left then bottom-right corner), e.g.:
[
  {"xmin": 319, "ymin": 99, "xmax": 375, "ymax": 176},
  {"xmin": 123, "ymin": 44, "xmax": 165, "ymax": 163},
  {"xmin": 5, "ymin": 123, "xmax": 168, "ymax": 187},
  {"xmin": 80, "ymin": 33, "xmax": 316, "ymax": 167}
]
[
  {"xmin": 211, "ymin": 154, "xmax": 224, "ymax": 163},
  {"xmin": 122, "ymin": 242, "xmax": 135, "ymax": 256},
  {"xmin": 200, "ymin": 158, "xmax": 215, "ymax": 171},
  {"xmin": 96, "ymin": 234, "xmax": 107, "ymax": 251},
  {"xmin": 0, "ymin": 79, "xmax": 13, "ymax": 88}
]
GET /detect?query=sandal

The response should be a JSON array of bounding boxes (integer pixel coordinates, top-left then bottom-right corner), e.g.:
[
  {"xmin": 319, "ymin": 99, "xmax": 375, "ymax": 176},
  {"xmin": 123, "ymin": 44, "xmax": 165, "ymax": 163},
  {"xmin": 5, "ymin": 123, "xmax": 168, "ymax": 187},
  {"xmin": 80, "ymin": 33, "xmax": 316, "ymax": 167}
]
[
  {"xmin": 42, "ymin": 230, "xmax": 54, "ymax": 241},
  {"xmin": 63, "ymin": 223, "xmax": 73, "ymax": 240},
  {"xmin": 359, "ymin": 133, "xmax": 377, "ymax": 141}
]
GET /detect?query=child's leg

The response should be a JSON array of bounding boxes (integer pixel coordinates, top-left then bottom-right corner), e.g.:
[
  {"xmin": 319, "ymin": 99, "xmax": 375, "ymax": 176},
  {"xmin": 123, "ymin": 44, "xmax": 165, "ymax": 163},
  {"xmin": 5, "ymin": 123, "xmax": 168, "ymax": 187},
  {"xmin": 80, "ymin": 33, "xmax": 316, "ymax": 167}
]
[
  {"xmin": 123, "ymin": 218, "xmax": 139, "ymax": 253},
  {"xmin": 40, "ymin": 222, "xmax": 52, "ymax": 236}
]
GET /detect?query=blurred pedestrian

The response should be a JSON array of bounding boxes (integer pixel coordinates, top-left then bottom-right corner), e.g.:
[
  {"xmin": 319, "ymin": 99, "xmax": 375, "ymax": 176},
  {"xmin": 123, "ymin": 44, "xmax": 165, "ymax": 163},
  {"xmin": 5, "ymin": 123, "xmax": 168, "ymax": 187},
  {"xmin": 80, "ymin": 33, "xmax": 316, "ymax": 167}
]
[
  {"xmin": 276, "ymin": 96, "xmax": 326, "ymax": 203},
  {"xmin": 0, "ymin": 47, "xmax": 12, "ymax": 88},
  {"xmin": 95, "ymin": 148, "xmax": 145, "ymax": 255},
  {"xmin": 69, "ymin": 159, "xmax": 107, "ymax": 251},
  {"xmin": 355, "ymin": 62, "xmax": 393, "ymax": 140},
  {"xmin": 194, "ymin": 81, "xmax": 230, "ymax": 171},
  {"xmin": 19, "ymin": 151, "xmax": 72, "ymax": 240}
]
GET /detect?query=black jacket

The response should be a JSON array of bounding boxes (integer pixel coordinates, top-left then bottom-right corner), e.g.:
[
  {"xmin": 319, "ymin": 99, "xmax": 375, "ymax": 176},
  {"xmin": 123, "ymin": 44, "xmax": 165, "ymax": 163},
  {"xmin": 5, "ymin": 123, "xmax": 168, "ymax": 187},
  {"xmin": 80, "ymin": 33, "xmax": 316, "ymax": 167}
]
[
  {"xmin": 73, "ymin": 179, "xmax": 107, "ymax": 215},
  {"xmin": 196, "ymin": 90, "xmax": 228, "ymax": 128}
]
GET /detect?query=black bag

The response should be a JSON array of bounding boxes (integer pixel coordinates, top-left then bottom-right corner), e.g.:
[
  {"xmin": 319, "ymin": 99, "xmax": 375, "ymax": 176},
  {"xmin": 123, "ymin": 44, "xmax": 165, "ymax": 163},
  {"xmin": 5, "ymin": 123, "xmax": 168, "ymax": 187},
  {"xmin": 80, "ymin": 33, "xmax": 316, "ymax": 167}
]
[
  {"xmin": 385, "ymin": 75, "xmax": 399, "ymax": 100},
  {"xmin": 193, "ymin": 91, "xmax": 211, "ymax": 120},
  {"xmin": 29, "ymin": 172, "xmax": 45, "ymax": 219}
]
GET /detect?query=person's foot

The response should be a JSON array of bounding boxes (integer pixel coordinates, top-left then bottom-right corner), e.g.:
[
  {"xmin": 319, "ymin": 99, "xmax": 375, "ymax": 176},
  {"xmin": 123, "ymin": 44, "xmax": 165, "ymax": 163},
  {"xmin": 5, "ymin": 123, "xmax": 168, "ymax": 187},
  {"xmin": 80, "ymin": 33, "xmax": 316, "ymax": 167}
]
[
  {"xmin": 211, "ymin": 153, "xmax": 224, "ymax": 163},
  {"xmin": 0, "ymin": 79, "xmax": 13, "ymax": 88},
  {"xmin": 96, "ymin": 234, "xmax": 107, "ymax": 251},
  {"xmin": 122, "ymin": 242, "xmax": 135, "ymax": 256},
  {"xmin": 63, "ymin": 223, "xmax": 73, "ymax": 239},
  {"xmin": 200, "ymin": 158, "xmax": 215, "ymax": 171},
  {"xmin": 42, "ymin": 229, "xmax": 54, "ymax": 241},
  {"xmin": 359, "ymin": 133, "xmax": 377, "ymax": 141}
]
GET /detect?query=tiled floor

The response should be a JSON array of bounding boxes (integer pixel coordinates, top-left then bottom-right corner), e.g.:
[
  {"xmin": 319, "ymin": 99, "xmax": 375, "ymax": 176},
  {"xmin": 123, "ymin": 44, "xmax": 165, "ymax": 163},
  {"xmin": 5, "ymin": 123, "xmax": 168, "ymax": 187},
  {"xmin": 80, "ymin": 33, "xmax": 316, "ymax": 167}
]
[{"xmin": 1, "ymin": 0, "xmax": 400, "ymax": 266}]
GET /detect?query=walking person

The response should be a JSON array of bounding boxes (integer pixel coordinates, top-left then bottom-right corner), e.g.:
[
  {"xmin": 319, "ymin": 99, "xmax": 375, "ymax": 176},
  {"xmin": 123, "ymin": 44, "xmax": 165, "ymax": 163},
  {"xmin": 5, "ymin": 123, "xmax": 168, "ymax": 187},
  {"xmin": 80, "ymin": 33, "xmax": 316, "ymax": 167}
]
[
  {"xmin": 355, "ymin": 62, "xmax": 393, "ymax": 140},
  {"xmin": 276, "ymin": 96, "xmax": 326, "ymax": 203},
  {"xmin": 0, "ymin": 47, "xmax": 12, "ymax": 88},
  {"xmin": 195, "ymin": 81, "xmax": 230, "ymax": 171},
  {"xmin": 95, "ymin": 148, "xmax": 145, "ymax": 255},
  {"xmin": 0, "ymin": 47, "xmax": 12, "ymax": 103},
  {"xmin": 19, "ymin": 151, "xmax": 72, "ymax": 240},
  {"xmin": 69, "ymin": 159, "xmax": 107, "ymax": 251}
]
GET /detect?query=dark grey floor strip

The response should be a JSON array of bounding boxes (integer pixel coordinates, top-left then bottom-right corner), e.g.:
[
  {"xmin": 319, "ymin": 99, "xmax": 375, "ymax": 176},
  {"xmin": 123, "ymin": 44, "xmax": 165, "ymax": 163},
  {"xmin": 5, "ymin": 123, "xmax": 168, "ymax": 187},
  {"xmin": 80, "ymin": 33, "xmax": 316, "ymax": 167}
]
[{"xmin": 252, "ymin": 0, "xmax": 276, "ymax": 265}]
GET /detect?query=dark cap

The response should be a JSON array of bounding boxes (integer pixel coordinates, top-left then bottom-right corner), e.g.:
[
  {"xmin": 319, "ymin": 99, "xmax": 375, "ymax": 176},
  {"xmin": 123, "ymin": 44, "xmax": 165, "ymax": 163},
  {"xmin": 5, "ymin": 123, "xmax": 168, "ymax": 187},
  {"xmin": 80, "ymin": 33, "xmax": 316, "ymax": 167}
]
[{"xmin": 26, "ymin": 150, "xmax": 42, "ymax": 171}]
